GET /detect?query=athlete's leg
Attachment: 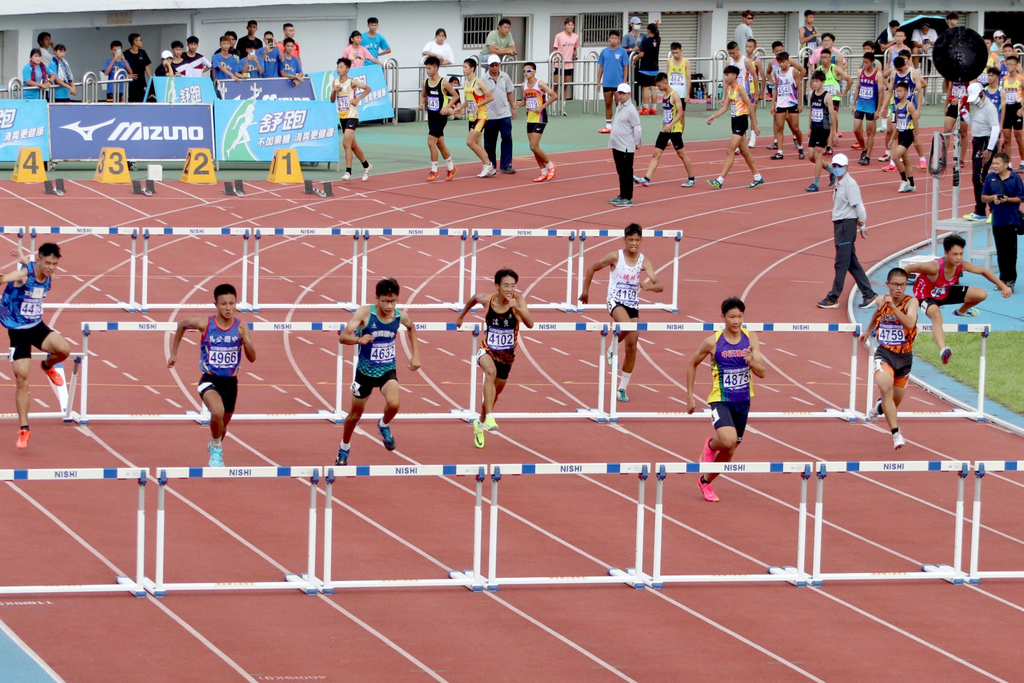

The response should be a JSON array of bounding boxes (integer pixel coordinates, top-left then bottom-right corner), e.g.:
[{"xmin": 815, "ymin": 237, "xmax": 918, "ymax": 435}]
[
  {"xmin": 874, "ymin": 367, "xmax": 898, "ymax": 431},
  {"xmin": 720, "ymin": 134, "xmax": 741, "ymax": 178},
  {"xmin": 1015, "ymin": 128, "xmax": 1024, "ymax": 161},
  {"xmin": 11, "ymin": 358, "xmax": 30, "ymax": 427},
  {"xmin": 467, "ymin": 129, "xmax": 489, "ymax": 164},
  {"xmin": 645, "ymin": 147, "xmax": 664, "ymax": 180},
  {"xmin": 40, "ymin": 330, "xmax": 70, "ymax": 368},
  {"xmin": 202, "ymin": 390, "xmax": 227, "ymax": 442},
  {"xmin": 853, "ymin": 116, "xmax": 865, "ymax": 147},
  {"xmin": 528, "ymin": 131, "xmax": 549, "ymax": 166},
  {"xmin": 812, "ymin": 147, "xmax": 824, "ymax": 181},
  {"xmin": 346, "ymin": 130, "xmax": 367, "ymax": 165},
  {"xmin": 436, "ymin": 136, "xmax": 451, "ymax": 161},
  {"xmin": 477, "ymin": 353, "xmax": 498, "ymax": 421},
  {"xmin": 787, "ymin": 112, "xmax": 804, "ymax": 147},
  {"xmin": 739, "ymin": 134, "xmax": 759, "ymax": 175},
  {"xmin": 773, "ymin": 111, "xmax": 785, "ymax": 148},
  {"xmin": 427, "ymin": 134, "xmax": 440, "ymax": 163},
  {"xmin": 962, "ymin": 286, "xmax": 989, "ymax": 312},
  {"xmin": 610, "ymin": 305, "xmax": 639, "ymax": 373},
  {"xmin": 343, "ymin": 129, "xmax": 354, "ymax": 168},
  {"xmin": 342, "ymin": 394, "xmax": 369, "ymax": 444},
  {"xmin": 913, "ymin": 127, "xmax": 925, "ymax": 159},
  {"xmin": 925, "ymin": 303, "xmax": 947, "ymax": 351},
  {"xmin": 380, "ymin": 379, "xmax": 401, "ymax": 425},
  {"xmin": 676, "ymin": 147, "xmax": 694, "ymax": 178},
  {"xmin": 604, "ymin": 91, "xmax": 614, "ymax": 121},
  {"xmin": 703, "ymin": 425, "xmax": 739, "ymax": 484},
  {"xmin": 863, "ymin": 118, "xmax": 875, "ymax": 157}
]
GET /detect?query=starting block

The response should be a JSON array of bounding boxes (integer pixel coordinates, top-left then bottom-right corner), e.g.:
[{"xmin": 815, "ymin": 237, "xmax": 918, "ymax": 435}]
[
  {"xmin": 267, "ymin": 148, "xmax": 303, "ymax": 184},
  {"xmin": 12, "ymin": 147, "xmax": 46, "ymax": 183},
  {"xmin": 223, "ymin": 179, "xmax": 246, "ymax": 196},
  {"xmin": 303, "ymin": 180, "xmax": 333, "ymax": 197},
  {"xmin": 131, "ymin": 179, "xmax": 156, "ymax": 196},
  {"xmin": 43, "ymin": 179, "xmax": 66, "ymax": 196}
]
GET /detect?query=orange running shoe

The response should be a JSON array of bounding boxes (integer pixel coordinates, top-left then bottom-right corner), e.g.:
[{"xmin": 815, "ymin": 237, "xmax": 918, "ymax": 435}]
[
  {"xmin": 533, "ymin": 172, "xmax": 547, "ymax": 183},
  {"xmin": 851, "ymin": 142, "xmax": 863, "ymax": 149},
  {"xmin": 546, "ymin": 164, "xmax": 556, "ymax": 180},
  {"xmin": 445, "ymin": 165, "xmax": 458, "ymax": 181},
  {"xmin": 426, "ymin": 170, "xmax": 439, "ymax": 182},
  {"xmin": 41, "ymin": 362, "xmax": 64, "ymax": 387},
  {"xmin": 16, "ymin": 428, "xmax": 30, "ymax": 449}
]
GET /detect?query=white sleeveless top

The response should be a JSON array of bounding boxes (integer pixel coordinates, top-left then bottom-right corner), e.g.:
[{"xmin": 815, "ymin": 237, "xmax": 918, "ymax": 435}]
[
  {"xmin": 775, "ymin": 67, "xmax": 798, "ymax": 108},
  {"xmin": 607, "ymin": 250, "xmax": 643, "ymax": 309}
]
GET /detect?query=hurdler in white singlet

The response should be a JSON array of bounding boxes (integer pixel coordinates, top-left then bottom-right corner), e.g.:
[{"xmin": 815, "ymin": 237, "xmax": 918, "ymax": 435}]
[{"xmin": 607, "ymin": 249, "xmax": 643, "ymax": 313}]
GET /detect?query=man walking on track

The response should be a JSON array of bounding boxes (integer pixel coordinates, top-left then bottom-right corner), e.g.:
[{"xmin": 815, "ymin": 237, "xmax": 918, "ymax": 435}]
[
  {"xmin": 168, "ymin": 284, "xmax": 256, "ymax": 467},
  {"xmin": 817, "ymin": 153, "xmax": 877, "ymax": 310},
  {"xmin": 607, "ymin": 83, "xmax": 642, "ymax": 206},
  {"xmin": 906, "ymin": 234, "xmax": 1011, "ymax": 364},
  {"xmin": 686, "ymin": 297, "xmax": 765, "ymax": 502},
  {"xmin": 0, "ymin": 243, "xmax": 70, "ymax": 449},
  {"xmin": 336, "ymin": 278, "xmax": 421, "ymax": 465},
  {"xmin": 579, "ymin": 223, "xmax": 662, "ymax": 402},
  {"xmin": 861, "ymin": 267, "xmax": 918, "ymax": 450},
  {"xmin": 454, "ymin": 268, "xmax": 535, "ymax": 448}
]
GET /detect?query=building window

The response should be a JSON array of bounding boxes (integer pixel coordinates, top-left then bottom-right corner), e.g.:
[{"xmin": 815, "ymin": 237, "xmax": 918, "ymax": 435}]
[
  {"xmin": 463, "ymin": 15, "xmax": 498, "ymax": 49},
  {"xmin": 581, "ymin": 13, "xmax": 625, "ymax": 47}
]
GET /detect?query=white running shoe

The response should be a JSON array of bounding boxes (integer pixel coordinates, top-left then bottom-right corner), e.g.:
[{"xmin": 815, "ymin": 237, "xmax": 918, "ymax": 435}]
[
  {"xmin": 892, "ymin": 430, "xmax": 906, "ymax": 450},
  {"xmin": 897, "ymin": 180, "xmax": 910, "ymax": 193},
  {"xmin": 866, "ymin": 397, "xmax": 882, "ymax": 423},
  {"xmin": 362, "ymin": 164, "xmax": 372, "ymax": 181},
  {"xmin": 477, "ymin": 164, "xmax": 494, "ymax": 178},
  {"xmin": 749, "ymin": 132, "xmax": 757, "ymax": 147},
  {"xmin": 341, "ymin": 172, "xmax": 352, "ymax": 181}
]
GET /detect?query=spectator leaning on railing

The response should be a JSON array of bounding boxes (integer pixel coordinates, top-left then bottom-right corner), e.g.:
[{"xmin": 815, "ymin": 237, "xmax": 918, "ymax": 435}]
[
  {"xmin": 48, "ymin": 44, "xmax": 76, "ymax": 102},
  {"xmin": 481, "ymin": 18, "xmax": 516, "ymax": 58},
  {"xmin": 123, "ymin": 33, "xmax": 152, "ymax": 102},
  {"xmin": 258, "ymin": 32, "xmax": 281, "ymax": 77},
  {"xmin": 101, "ymin": 40, "xmax": 132, "ymax": 101},
  {"xmin": 179, "ymin": 37, "xmax": 211, "ymax": 77},
  {"xmin": 22, "ymin": 49, "xmax": 50, "ymax": 100},
  {"xmin": 422, "ymin": 29, "xmax": 454, "ymax": 65}
]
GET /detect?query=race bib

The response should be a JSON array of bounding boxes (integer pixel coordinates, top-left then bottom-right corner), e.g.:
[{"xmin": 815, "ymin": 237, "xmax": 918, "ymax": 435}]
[
  {"xmin": 876, "ymin": 323, "xmax": 906, "ymax": 346},
  {"xmin": 824, "ymin": 84, "xmax": 838, "ymax": 97},
  {"xmin": 778, "ymin": 83, "xmax": 793, "ymax": 98},
  {"xmin": 669, "ymin": 72, "xmax": 685, "ymax": 86},
  {"xmin": 427, "ymin": 95, "xmax": 440, "ymax": 111},
  {"xmin": 467, "ymin": 100, "xmax": 477, "ymax": 116},
  {"xmin": 859, "ymin": 85, "xmax": 874, "ymax": 99},
  {"xmin": 614, "ymin": 286, "xmax": 638, "ymax": 304},
  {"xmin": 337, "ymin": 95, "xmax": 350, "ymax": 112},
  {"xmin": 929, "ymin": 285, "xmax": 948, "ymax": 299},
  {"xmin": 526, "ymin": 95, "xmax": 539, "ymax": 111},
  {"xmin": 730, "ymin": 102, "xmax": 738, "ymax": 117},
  {"xmin": 208, "ymin": 348, "xmax": 239, "ymax": 367},
  {"xmin": 951, "ymin": 83, "xmax": 966, "ymax": 98},
  {"xmin": 811, "ymin": 108, "xmax": 824, "ymax": 123},
  {"xmin": 18, "ymin": 299, "xmax": 42, "ymax": 319},
  {"xmin": 721, "ymin": 368, "xmax": 750, "ymax": 389},
  {"xmin": 896, "ymin": 115, "xmax": 909, "ymax": 131},
  {"xmin": 663, "ymin": 107, "xmax": 673, "ymax": 125},
  {"xmin": 1007, "ymin": 90, "xmax": 1019, "ymax": 105},
  {"xmin": 486, "ymin": 328, "xmax": 515, "ymax": 351},
  {"xmin": 369, "ymin": 344, "xmax": 396, "ymax": 364}
]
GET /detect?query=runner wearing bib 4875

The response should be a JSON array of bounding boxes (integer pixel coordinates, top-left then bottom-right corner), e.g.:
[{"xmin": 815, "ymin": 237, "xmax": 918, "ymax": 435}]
[{"xmin": 455, "ymin": 268, "xmax": 535, "ymax": 449}]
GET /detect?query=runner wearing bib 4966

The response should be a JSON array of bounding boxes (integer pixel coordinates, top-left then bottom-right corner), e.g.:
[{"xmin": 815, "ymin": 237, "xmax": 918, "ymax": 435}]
[
  {"xmin": 579, "ymin": 223, "xmax": 663, "ymax": 403},
  {"xmin": 455, "ymin": 268, "xmax": 535, "ymax": 449}
]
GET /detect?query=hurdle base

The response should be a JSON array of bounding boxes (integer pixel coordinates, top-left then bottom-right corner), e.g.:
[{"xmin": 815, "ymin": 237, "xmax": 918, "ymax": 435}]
[
  {"xmin": 607, "ymin": 567, "xmax": 646, "ymax": 589},
  {"xmin": 115, "ymin": 575, "xmax": 147, "ymax": 598},
  {"xmin": 447, "ymin": 570, "xmax": 485, "ymax": 592},
  {"xmin": 284, "ymin": 572, "xmax": 321, "ymax": 595},
  {"xmin": 141, "ymin": 577, "xmax": 165, "ymax": 598},
  {"xmin": 920, "ymin": 564, "xmax": 966, "ymax": 585},
  {"xmin": 766, "ymin": 565, "xmax": 810, "ymax": 588}
]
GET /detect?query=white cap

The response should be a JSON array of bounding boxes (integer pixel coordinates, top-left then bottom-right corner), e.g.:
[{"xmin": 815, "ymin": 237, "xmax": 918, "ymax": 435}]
[
  {"xmin": 161, "ymin": 50, "xmax": 173, "ymax": 59},
  {"xmin": 486, "ymin": 54, "xmax": 501, "ymax": 65},
  {"xmin": 994, "ymin": 30, "xmax": 1006, "ymax": 38},
  {"xmin": 967, "ymin": 81, "xmax": 984, "ymax": 104},
  {"xmin": 831, "ymin": 153, "xmax": 850, "ymax": 167},
  {"xmin": 616, "ymin": 83, "xmax": 631, "ymax": 94},
  {"xmin": 630, "ymin": 17, "xmax": 642, "ymax": 25}
]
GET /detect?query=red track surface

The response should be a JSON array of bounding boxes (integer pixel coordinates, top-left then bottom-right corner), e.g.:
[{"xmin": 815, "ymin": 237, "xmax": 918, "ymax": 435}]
[{"xmin": 0, "ymin": 138, "xmax": 1022, "ymax": 682}]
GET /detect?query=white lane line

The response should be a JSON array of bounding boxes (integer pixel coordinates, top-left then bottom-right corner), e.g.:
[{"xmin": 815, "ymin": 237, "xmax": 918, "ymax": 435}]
[
  {"xmin": 33, "ymin": 398, "xmax": 49, "ymax": 408},
  {"xmin": 145, "ymin": 386, "xmax": 160, "ymax": 395},
  {"xmin": 102, "ymin": 359, "xmax": 118, "ymax": 369},
  {"xmin": 578, "ymin": 359, "xmax": 597, "ymax": 368},
  {"xmin": 520, "ymin": 385, "xmax": 537, "ymax": 393},
  {"xmin": 773, "ymin": 348, "xmax": 797, "ymax": 357},
  {"xmin": 421, "ymin": 397, "xmax": 441, "ymax": 407},
  {"xmin": 165, "ymin": 398, "xmax": 181, "ymax": 408},
  {"xmin": 436, "ymin": 348, "xmax": 455, "ymax": 357},
  {"xmin": 809, "ymin": 360, "xmax": 831, "ymax": 370},
  {"xmin": 122, "ymin": 372, "xmax": 138, "ymax": 382},
  {"xmin": 549, "ymin": 347, "xmax": 570, "ymax": 356},
  {"xmin": 272, "ymin": 385, "xmax": 287, "ymax": 394},
  {"xmin": 294, "ymin": 397, "xmax": 312, "ymax": 407},
  {"xmin": 546, "ymin": 396, "xmax": 567, "ymax": 406},
  {"xmin": 759, "ymin": 384, "xmax": 781, "ymax": 393},
  {"xmin": 791, "ymin": 397, "xmax": 813, "ymax": 406}
]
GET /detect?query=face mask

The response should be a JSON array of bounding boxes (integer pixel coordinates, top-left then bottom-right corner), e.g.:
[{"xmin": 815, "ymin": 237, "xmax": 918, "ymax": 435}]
[{"xmin": 833, "ymin": 166, "xmax": 846, "ymax": 178}]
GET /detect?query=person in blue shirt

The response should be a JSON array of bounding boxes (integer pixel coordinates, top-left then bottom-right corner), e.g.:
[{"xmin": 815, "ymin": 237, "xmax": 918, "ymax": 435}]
[
  {"xmin": 257, "ymin": 31, "xmax": 280, "ymax": 78},
  {"xmin": 211, "ymin": 35, "xmax": 241, "ymax": 81},
  {"xmin": 47, "ymin": 44, "xmax": 76, "ymax": 102},
  {"xmin": 279, "ymin": 38, "xmax": 303, "ymax": 86},
  {"xmin": 101, "ymin": 40, "xmax": 133, "ymax": 101},
  {"xmin": 363, "ymin": 17, "xmax": 391, "ymax": 60},
  {"xmin": 982, "ymin": 151, "xmax": 1024, "ymax": 291},
  {"xmin": 596, "ymin": 30, "xmax": 629, "ymax": 133},
  {"xmin": 22, "ymin": 49, "xmax": 51, "ymax": 100}
]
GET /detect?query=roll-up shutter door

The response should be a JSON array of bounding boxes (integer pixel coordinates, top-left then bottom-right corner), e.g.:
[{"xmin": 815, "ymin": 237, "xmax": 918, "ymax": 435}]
[
  {"xmin": 727, "ymin": 12, "xmax": 787, "ymax": 51},
  {"xmin": 658, "ymin": 12, "xmax": 700, "ymax": 59},
  {"xmin": 813, "ymin": 12, "xmax": 881, "ymax": 56}
]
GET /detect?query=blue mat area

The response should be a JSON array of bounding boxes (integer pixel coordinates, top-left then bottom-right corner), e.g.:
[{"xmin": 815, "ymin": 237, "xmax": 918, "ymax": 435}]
[{"xmin": 0, "ymin": 619, "xmax": 59, "ymax": 682}]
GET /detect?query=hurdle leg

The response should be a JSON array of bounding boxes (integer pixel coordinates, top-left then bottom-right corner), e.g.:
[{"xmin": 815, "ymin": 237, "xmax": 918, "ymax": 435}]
[
  {"xmin": 849, "ymin": 333, "xmax": 859, "ymax": 419},
  {"xmin": 151, "ymin": 473, "xmax": 167, "ymax": 597},
  {"xmin": 969, "ymin": 466, "xmax": 984, "ymax": 584},
  {"xmin": 608, "ymin": 327, "xmax": 620, "ymax": 422},
  {"xmin": 563, "ymin": 234, "xmax": 574, "ymax": 311},
  {"xmin": 924, "ymin": 465, "xmax": 969, "ymax": 584},
  {"xmin": 669, "ymin": 234, "xmax": 680, "ymax": 312},
  {"xmin": 63, "ymin": 356, "xmax": 81, "ymax": 422},
  {"xmin": 486, "ymin": 471, "xmax": 500, "ymax": 591},
  {"xmin": 798, "ymin": 472, "xmax": 809, "ymax": 580},
  {"xmin": 285, "ymin": 472, "xmax": 320, "ymax": 594},
  {"xmin": 360, "ymin": 232, "xmax": 369, "ymax": 305},
  {"xmin": 467, "ymin": 326, "xmax": 479, "ymax": 420},
  {"xmin": 811, "ymin": 464, "xmax": 826, "ymax": 586},
  {"xmin": 864, "ymin": 339, "xmax": 875, "ymax": 417},
  {"xmin": 252, "ymin": 230, "xmax": 261, "ymax": 312},
  {"xmin": 596, "ymin": 328, "xmax": 607, "ymax": 421},
  {"xmin": 349, "ymin": 233, "xmax": 359, "ymax": 308},
  {"xmin": 322, "ymin": 474, "xmax": 334, "ymax": 594},
  {"xmin": 630, "ymin": 469, "xmax": 647, "ymax": 587},
  {"xmin": 333, "ymin": 341, "xmax": 344, "ymax": 423},
  {"xmin": 78, "ymin": 328, "xmax": 90, "ymax": 425},
  {"xmin": 141, "ymin": 231, "xmax": 150, "ymax": 313},
  {"xmin": 471, "ymin": 470, "xmax": 484, "ymax": 591},
  {"xmin": 29, "ymin": 228, "xmax": 35, "ymax": 257},
  {"xmin": 575, "ymin": 232, "xmax": 587, "ymax": 311},
  {"xmin": 650, "ymin": 472, "xmax": 664, "ymax": 588},
  {"xmin": 469, "ymin": 232, "xmax": 478, "ymax": 304},
  {"xmin": 124, "ymin": 472, "xmax": 147, "ymax": 597},
  {"xmin": 457, "ymin": 232, "xmax": 466, "ymax": 307},
  {"xmin": 127, "ymin": 230, "xmax": 138, "ymax": 311},
  {"xmin": 977, "ymin": 333, "xmax": 988, "ymax": 418},
  {"xmin": 241, "ymin": 231, "xmax": 250, "ymax": 309}
]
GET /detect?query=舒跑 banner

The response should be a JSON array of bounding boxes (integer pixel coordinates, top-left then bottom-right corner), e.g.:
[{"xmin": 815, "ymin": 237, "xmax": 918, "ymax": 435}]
[
  {"xmin": 217, "ymin": 77, "xmax": 316, "ymax": 101},
  {"xmin": 48, "ymin": 103, "xmax": 214, "ymax": 160},
  {"xmin": 214, "ymin": 100, "xmax": 338, "ymax": 163},
  {"xmin": 146, "ymin": 77, "xmax": 217, "ymax": 103},
  {"xmin": 308, "ymin": 65, "xmax": 394, "ymax": 121},
  {"xmin": 0, "ymin": 100, "xmax": 49, "ymax": 161}
]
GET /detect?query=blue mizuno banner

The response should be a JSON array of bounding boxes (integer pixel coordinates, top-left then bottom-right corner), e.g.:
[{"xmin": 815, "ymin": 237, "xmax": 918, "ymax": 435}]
[
  {"xmin": 217, "ymin": 77, "xmax": 316, "ymax": 101},
  {"xmin": 309, "ymin": 65, "xmax": 394, "ymax": 122},
  {"xmin": 146, "ymin": 77, "xmax": 217, "ymax": 103},
  {"xmin": 214, "ymin": 100, "xmax": 338, "ymax": 163},
  {"xmin": 48, "ymin": 103, "xmax": 214, "ymax": 161},
  {"xmin": 0, "ymin": 100, "xmax": 49, "ymax": 161}
]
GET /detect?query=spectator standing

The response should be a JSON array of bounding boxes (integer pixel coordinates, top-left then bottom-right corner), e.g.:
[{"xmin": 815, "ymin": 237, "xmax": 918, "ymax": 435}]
[
  {"xmin": 636, "ymin": 23, "xmax": 661, "ymax": 115},
  {"xmin": 622, "ymin": 17, "xmax": 643, "ymax": 104},
  {"xmin": 239, "ymin": 44, "xmax": 264, "ymax": 78},
  {"xmin": 946, "ymin": 12, "xmax": 959, "ymax": 28},
  {"xmin": 482, "ymin": 55, "xmax": 516, "ymax": 173},
  {"xmin": 982, "ymin": 151, "xmax": 1024, "ymax": 291},
  {"xmin": 622, "ymin": 17, "xmax": 642, "ymax": 53},
  {"xmin": 481, "ymin": 18, "xmax": 516, "ymax": 58},
  {"xmin": 878, "ymin": 20, "xmax": 900, "ymax": 53},
  {"xmin": 278, "ymin": 24, "xmax": 301, "ymax": 58},
  {"xmin": 363, "ymin": 18, "xmax": 391, "ymax": 60},
  {"xmin": 279, "ymin": 39, "xmax": 303, "ymax": 86},
  {"xmin": 154, "ymin": 50, "xmax": 174, "ymax": 78},
  {"xmin": 101, "ymin": 41, "xmax": 132, "ymax": 101},
  {"xmin": 179, "ymin": 37, "xmax": 211, "ymax": 77},
  {"xmin": 552, "ymin": 18, "xmax": 579, "ymax": 101},
  {"xmin": 799, "ymin": 11, "xmax": 820, "ymax": 56},
  {"xmin": 22, "ymin": 49, "xmax": 50, "ymax": 100},
  {"xmin": 238, "ymin": 20, "xmax": 263, "ymax": 54},
  {"xmin": 597, "ymin": 30, "xmax": 629, "ymax": 133},
  {"xmin": 36, "ymin": 33, "xmax": 54, "ymax": 67},
  {"xmin": 965, "ymin": 83, "xmax": 1002, "ymax": 221},
  {"xmin": 422, "ymin": 29, "xmax": 455, "ymax": 65},
  {"xmin": 257, "ymin": 32, "xmax": 281, "ymax": 78},
  {"xmin": 123, "ymin": 33, "xmax": 152, "ymax": 102},
  {"xmin": 341, "ymin": 32, "xmax": 381, "ymax": 67},
  {"xmin": 734, "ymin": 10, "xmax": 754, "ymax": 51},
  {"xmin": 212, "ymin": 36, "xmax": 241, "ymax": 82},
  {"xmin": 608, "ymin": 83, "xmax": 642, "ymax": 207},
  {"xmin": 816, "ymin": 153, "xmax": 877, "ymax": 309},
  {"xmin": 48, "ymin": 44, "xmax": 76, "ymax": 102}
]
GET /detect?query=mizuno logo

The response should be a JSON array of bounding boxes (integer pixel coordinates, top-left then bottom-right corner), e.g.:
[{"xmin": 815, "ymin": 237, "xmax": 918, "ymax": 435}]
[{"xmin": 60, "ymin": 119, "xmax": 115, "ymax": 141}]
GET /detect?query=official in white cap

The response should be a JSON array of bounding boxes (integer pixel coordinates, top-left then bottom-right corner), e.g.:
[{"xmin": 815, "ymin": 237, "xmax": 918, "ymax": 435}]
[
  {"xmin": 964, "ymin": 82, "xmax": 1002, "ymax": 220},
  {"xmin": 608, "ymin": 83, "xmax": 641, "ymax": 206},
  {"xmin": 482, "ymin": 53, "xmax": 516, "ymax": 173},
  {"xmin": 817, "ymin": 153, "xmax": 877, "ymax": 309}
]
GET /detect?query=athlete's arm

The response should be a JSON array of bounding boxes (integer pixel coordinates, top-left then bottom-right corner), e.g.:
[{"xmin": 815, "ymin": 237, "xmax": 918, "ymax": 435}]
[
  {"xmin": 640, "ymin": 257, "xmax": 663, "ymax": 293},
  {"xmin": 536, "ymin": 80, "xmax": 556, "ymax": 111},
  {"xmin": 908, "ymin": 100, "xmax": 920, "ymax": 123},
  {"xmin": 685, "ymin": 335, "xmax": 716, "ymax": 414},
  {"xmin": 454, "ymin": 293, "xmax": 489, "ymax": 327},
  {"xmin": 579, "ymin": 251, "xmax": 618, "ymax": 303},
  {"xmin": 512, "ymin": 294, "xmax": 534, "ymax": 329},
  {"xmin": 476, "ymin": 79, "xmax": 494, "ymax": 108},
  {"xmin": 339, "ymin": 306, "xmax": 372, "ymax": 345},
  {"xmin": 745, "ymin": 331, "xmax": 766, "ymax": 379},
  {"xmin": 400, "ymin": 311, "xmax": 422, "ymax": 371},
  {"xmin": 961, "ymin": 262, "xmax": 1013, "ymax": 297},
  {"xmin": 0, "ymin": 266, "xmax": 28, "ymax": 286},
  {"xmin": 167, "ymin": 316, "xmax": 207, "ymax": 368},
  {"xmin": 238, "ymin": 322, "xmax": 256, "ymax": 363},
  {"xmin": 904, "ymin": 259, "xmax": 939, "ymax": 278},
  {"xmin": 859, "ymin": 306, "xmax": 882, "ymax": 343},
  {"xmin": 893, "ymin": 297, "xmax": 919, "ymax": 330},
  {"xmin": 707, "ymin": 97, "xmax": 729, "ymax": 123},
  {"xmin": 351, "ymin": 81, "xmax": 370, "ymax": 106}
]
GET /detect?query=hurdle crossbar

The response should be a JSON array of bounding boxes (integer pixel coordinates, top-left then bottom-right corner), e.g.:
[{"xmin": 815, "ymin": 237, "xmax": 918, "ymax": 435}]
[
  {"xmin": 811, "ymin": 460, "xmax": 969, "ymax": 585},
  {"xmin": 145, "ymin": 466, "xmax": 321, "ymax": 596},
  {"xmin": 607, "ymin": 322, "xmax": 861, "ymax": 422},
  {"xmin": 467, "ymin": 229, "xmax": 579, "ymax": 311},
  {"xmin": 359, "ymin": 228, "xmax": 469, "ymax": 309},
  {"xmin": 76, "ymin": 321, "xmax": 345, "ymax": 424},
  {"xmin": 967, "ymin": 461, "xmax": 1024, "ymax": 584},
  {"xmin": 576, "ymin": 230, "xmax": 683, "ymax": 313},
  {"xmin": 0, "ymin": 351, "xmax": 82, "ymax": 422},
  {"xmin": 864, "ymin": 323, "xmax": 991, "ymax": 421},
  {"xmin": 321, "ymin": 464, "xmax": 487, "ymax": 593},
  {"xmin": 484, "ymin": 462, "xmax": 649, "ymax": 590},
  {"xmin": 0, "ymin": 467, "xmax": 147, "ymax": 596},
  {"xmin": 649, "ymin": 462, "xmax": 813, "ymax": 588}
]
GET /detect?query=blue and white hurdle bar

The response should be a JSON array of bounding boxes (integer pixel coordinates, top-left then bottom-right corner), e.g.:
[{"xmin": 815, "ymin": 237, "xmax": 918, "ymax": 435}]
[
  {"xmin": 607, "ymin": 322, "xmax": 863, "ymax": 422},
  {"xmin": 1, "ymin": 351, "xmax": 81, "ymax": 423},
  {"xmin": 968, "ymin": 461, "xmax": 1024, "ymax": 584},
  {"xmin": 812, "ymin": 460, "xmax": 970, "ymax": 586},
  {"xmin": 143, "ymin": 466, "xmax": 322, "ymax": 596},
  {"xmin": 575, "ymin": 230, "xmax": 683, "ymax": 313},
  {"xmin": 322, "ymin": 464, "xmax": 488, "ymax": 593},
  {"xmin": 481, "ymin": 462, "xmax": 649, "ymax": 591},
  {"xmin": 864, "ymin": 323, "xmax": 991, "ymax": 421},
  {"xmin": 649, "ymin": 462, "xmax": 814, "ymax": 588},
  {"xmin": 0, "ymin": 467, "xmax": 148, "ymax": 597}
]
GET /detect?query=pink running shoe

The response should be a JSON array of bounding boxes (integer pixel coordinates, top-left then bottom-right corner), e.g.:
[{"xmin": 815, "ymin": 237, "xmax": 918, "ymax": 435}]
[
  {"xmin": 701, "ymin": 437, "xmax": 715, "ymax": 463},
  {"xmin": 698, "ymin": 476, "xmax": 720, "ymax": 502}
]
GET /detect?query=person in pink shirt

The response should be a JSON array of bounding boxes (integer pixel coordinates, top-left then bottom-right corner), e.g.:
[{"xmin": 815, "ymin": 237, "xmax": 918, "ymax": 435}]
[
  {"xmin": 552, "ymin": 18, "xmax": 579, "ymax": 102},
  {"xmin": 341, "ymin": 31, "xmax": 382, "ymax": 67}
]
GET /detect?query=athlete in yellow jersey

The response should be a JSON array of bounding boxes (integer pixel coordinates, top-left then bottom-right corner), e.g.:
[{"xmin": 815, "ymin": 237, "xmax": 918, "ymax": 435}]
[
  {"xmin": 860, "ymin": 267, "xmax": 919, "ymax": 450},
  {"xmin": 1001, "ymin": 54, "xmax": 1024, "ymax": 170},
  {"xmin": 665, "ymin": 42, "xmax": 689, "ymax": 103},
  {"xmin": 634, "ymin": 71, "xmax": 694, "ymax": 187},
  {"xmin": 456, "ymin": 57, "xmax": 494, "ymax": 176},
  {"xmin": 515, "ymin": 61, "xmax": 557, "ymax": 182},
  {"xmin": 706, "ymin": 65, "xmax": 762, "ymax": 189},
  {"xmin": 329, "ymin": 57, "xmax": 372, "ymax": 182}
]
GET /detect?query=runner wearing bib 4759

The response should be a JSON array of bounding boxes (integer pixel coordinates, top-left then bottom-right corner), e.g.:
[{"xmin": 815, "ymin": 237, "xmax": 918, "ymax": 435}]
[{"xmin": 455, "ymin": 268, "xmax": 535, "ymax": 448}]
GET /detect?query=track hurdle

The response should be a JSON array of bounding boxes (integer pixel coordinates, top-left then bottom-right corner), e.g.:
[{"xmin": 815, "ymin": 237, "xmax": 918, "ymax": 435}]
[
  {"xmin": 144, "ymin": 466, "xmax": 321, "ymax": 596},
  {"xmin": 482, "ymin": 462, "xmax": 649, "ymax": 590},
  {"xmin": 810, "ymin": 460, "xmax": 969, "ymax": 585},
  {"xmin": 607, "ymin": 322, "xmax": 861, "ymax": 422},
  {"xmin": 0, "ymin": 467, "xmax": 147, "ymax": 597},
  {"xmin": 576, "ymin": 230, "xmax": 683, "ymax": 313},
  {"xmin": 76, "ymin": 321, "xmax": 345, "ymax": 424},
  {"xmin": 321, "ymin": 464, "xmax": 487, "ymax": 592},
  {"xmin": 967, "ymin": 461, "xmax": 1024, "ymax": 584},
  {"xmin": 465, "ymin": 229, "xmax": 578, "ymax": 310},
  {"xmin": 649, "ymin": 462, "xmax": 813, "ymax": 588},
  {"xmin": 0, "ymin": 351, "xmax": 82, "ymax": 423},
  {"xmin": 359, "ymin": 229, "xmax": 470, "ymax": 309},
  {"xmin": 864, "ymin": 323, "xmax": 991, "ymax": 421}
]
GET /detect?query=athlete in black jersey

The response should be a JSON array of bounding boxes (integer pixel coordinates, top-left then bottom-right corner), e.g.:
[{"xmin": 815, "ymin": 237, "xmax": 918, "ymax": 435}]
[{"xmin": 420, "ymin": 56, "xmax": 460, "ymax": 182}]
